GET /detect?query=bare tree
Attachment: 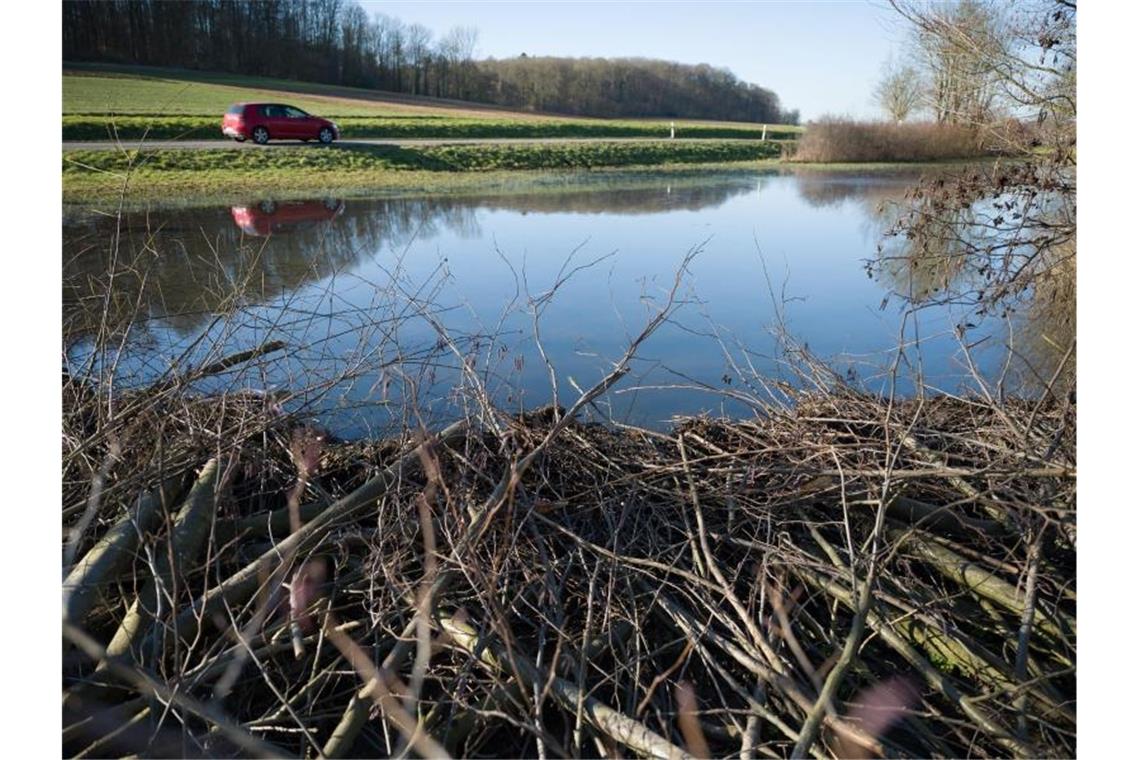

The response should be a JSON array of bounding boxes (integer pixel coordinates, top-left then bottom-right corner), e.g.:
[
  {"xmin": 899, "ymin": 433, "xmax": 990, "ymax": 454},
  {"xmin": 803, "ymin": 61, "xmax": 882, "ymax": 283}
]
[
  {"xmin": 405, "ymin": 23, "xmax": 433, "ymax": 96},
  {"xmin": 439, "ymin": 25, "xmax": 478, "ymax": 98},
  {"xmin": 874, "ymin": 59, "xmax": 924, "ymax": 122},
  {"xmin": 890, "ymin": 0, "xmax": 1074, "ymax": 150},
  {"xmin": 893, "ymin": 0, "xmax": 1008, "ymax": 125}
]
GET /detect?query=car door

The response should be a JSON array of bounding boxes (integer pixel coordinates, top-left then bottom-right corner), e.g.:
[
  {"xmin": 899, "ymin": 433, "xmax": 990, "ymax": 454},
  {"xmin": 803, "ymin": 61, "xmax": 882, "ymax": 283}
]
[
  {"xmin": 263, "ymin": 105, "xmax": 292, "ymax": 138},
  {"xmin": 283, "ymin": 106, "xmax": 314, "ymax": 139}
]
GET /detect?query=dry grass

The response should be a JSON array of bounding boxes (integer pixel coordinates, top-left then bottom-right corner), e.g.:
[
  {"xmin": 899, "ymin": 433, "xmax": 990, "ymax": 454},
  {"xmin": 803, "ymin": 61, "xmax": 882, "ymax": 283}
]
[{"xmin": 791, "ymin": 118, "xmax": 991, "ymax": 163}]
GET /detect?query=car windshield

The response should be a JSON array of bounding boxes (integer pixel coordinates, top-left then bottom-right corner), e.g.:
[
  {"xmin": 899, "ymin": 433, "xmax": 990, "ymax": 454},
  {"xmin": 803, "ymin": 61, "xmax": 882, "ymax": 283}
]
[{"xmin": 226, "ymin": 104, "xmax": 244, "ymax": 115}]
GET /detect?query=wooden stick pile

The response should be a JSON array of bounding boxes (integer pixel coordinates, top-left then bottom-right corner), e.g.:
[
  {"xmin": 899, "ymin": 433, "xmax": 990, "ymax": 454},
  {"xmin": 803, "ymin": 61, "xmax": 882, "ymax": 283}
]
[{"xmin": 62, "ymin": 382, "xmax": 1075, "ymax": 758}]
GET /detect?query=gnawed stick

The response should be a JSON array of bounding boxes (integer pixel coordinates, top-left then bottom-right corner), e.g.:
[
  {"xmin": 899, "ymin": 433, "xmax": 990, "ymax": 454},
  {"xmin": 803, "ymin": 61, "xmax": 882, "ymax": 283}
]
[
  {"xmin": 172, "ymin": 340, "xmax": 289, "ymax": 388},
  {"xmin": 888, "ymin": 493, "xmax": 1005, "ymax": 538},
  {"xmin": 433, "ymin": 618, "xmax": 636, "ymax": 755},
  {"xmin": 163, "ymin": 422, "xmax": 468, "ymax": 651},
  {"xmin": 66, "ymin": 456, "xmax": 230, "ymax": 708},
  {"xmin": 440, "ymin": 613, "xmax": 695, "ymax": 760},
  {"xmin": 321, "ymin": 684, "xmax": 376, "ymax": 758},
  {"xmin": 645, "ymin": 582, "xmax": 887, "ymax": 757},
  {"xmin": 322, "ymin": 570, "xmax": 462, "ymax": 759},
  {"xmin": 894, "ymin": 527, "xmax": 1075, "ymax": 650},
  {"xmin": 105, "ymin": 456, "xmax": 230, "ymax": 664},
  {"xmin": 790, "ymin": 563, "xmax": 876, "ymax": 758},
  {"xmin": 63, "ymin": 472, "xmax": 189, "ymax": 626},
  {"xmin": 803, "ymin": 521, "xmax": 1073, "ymax": 723},
  {"xmin": 321, "ymin": 618, "xmax": 453, "ymax": 759},
  {"xmin": 1015, "ymin": 529, "xmax": 1045, "ymax": 742},
  {"xmin": 63, "ymin": 621, "xmax": 287, "ymax": 759},
  {"xmin": 213, "ymin": 494, "xmax": 331, "ymax": 545},
  {"xmin": 793, "ymin": 564, "xmax": 1039, "ymax": 758}
]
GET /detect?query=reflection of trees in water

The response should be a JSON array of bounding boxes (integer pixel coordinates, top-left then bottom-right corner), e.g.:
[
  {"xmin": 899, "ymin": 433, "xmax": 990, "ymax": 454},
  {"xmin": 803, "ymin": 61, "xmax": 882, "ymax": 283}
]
[
  {"xmin": 478, "ymin": 179, "xmax": 760, "ymax": 216},
  {"xmin": 875, "ymin": 199, "xmax": 977, "ymax": 306},
  {"xmin": 846, "ymin": 166, "xmax": 1075, "ymax": 394},
  {"xmin": 1008, "ymin": 246, "xmax": 1074, "ymax": 392},
  {"xmin": 791, "ymin": 171, "xmax": 979, "ymax": 304},
  {"xmin": 792, "ymin": 172, "xmax": 916, "ymax": 210},
  {"xmin": 62, "ymin": 179, "xmax": 760, "ymax": 343}
]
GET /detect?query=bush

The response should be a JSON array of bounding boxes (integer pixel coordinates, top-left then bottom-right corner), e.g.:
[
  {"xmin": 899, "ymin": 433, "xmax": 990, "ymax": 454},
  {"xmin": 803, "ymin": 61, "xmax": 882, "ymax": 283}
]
[{"xmin": 790, "ymin": 117, "xmax": 991, "ymax": 163}]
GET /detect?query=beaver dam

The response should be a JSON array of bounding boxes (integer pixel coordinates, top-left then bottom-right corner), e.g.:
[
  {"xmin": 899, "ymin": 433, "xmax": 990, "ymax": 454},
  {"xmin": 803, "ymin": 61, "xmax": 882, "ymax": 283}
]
[{"xmin": 62, "ymin": 353, "xmax": 1076, "ymax": 758}]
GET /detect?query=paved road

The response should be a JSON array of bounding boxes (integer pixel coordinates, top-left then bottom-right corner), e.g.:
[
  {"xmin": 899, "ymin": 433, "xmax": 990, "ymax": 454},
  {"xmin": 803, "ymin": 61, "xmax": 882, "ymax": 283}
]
[{"xmin": 62, "ymin": 136, "xmax": 763, "ymax": 151}]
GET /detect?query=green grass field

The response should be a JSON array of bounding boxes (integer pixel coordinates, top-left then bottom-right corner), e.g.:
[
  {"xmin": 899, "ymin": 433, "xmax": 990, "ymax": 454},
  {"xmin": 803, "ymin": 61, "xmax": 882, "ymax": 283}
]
[
  {"xmin": 62, "ymin": 141, "xmax": 783, "ymax": 200},
  {"xmin": 64, "ymin": 64, "xmax": 803, "ymax": 141}
]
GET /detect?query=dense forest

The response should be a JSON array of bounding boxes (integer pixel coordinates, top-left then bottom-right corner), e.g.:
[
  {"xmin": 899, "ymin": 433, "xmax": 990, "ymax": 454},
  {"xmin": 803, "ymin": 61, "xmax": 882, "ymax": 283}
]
[{"xmin": 62, "ymin": 0, "xmax": 799, "ymax": 123}]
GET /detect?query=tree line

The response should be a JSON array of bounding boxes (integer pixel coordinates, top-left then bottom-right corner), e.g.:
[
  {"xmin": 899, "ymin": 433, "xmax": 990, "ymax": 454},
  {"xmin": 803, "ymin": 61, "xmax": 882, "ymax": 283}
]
[
  {"xmin": 62, "ymin": 0, "xmax": 799, "ymax": 124},
  {"xmin": 479, "ymin": 56, "xmax": 796, "ymax": 122}
]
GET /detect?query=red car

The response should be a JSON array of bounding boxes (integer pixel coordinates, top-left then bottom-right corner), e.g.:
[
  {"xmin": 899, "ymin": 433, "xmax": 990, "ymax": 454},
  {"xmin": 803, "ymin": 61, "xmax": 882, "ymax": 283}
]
[
  {"xmin": 231, "ymin": 199, "xmax": 345, "ymax": 236},
  {"xmin": 222, "ymin": 103, "xmax": 340, "ymax": 145}
]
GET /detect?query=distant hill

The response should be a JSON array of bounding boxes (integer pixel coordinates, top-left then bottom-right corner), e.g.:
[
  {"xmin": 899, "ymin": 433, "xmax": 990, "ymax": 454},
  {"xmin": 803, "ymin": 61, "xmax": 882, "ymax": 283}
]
[{"xmin": 63, "ymin": 0, "xmax": 798, "ymax": 125}]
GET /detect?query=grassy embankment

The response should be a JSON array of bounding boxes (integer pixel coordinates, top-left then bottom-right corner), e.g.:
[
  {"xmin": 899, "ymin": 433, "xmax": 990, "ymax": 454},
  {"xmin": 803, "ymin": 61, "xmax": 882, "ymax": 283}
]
[{"xmin": 63, "ymin": 141, "xmax": 783, "ymax": 200}]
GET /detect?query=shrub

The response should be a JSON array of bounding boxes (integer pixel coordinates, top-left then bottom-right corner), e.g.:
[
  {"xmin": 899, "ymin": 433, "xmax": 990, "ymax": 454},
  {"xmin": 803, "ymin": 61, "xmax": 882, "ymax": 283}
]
[{"xmin": 790, "ymin": 117, "xmax": 991, "ymax": 163}]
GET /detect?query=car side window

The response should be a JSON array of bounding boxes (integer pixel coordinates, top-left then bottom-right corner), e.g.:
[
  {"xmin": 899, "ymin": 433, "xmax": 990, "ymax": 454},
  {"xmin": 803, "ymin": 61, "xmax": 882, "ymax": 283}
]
[
  {"xmin": 262, "ymin": 105, "xmax": 280, "ymax": 118},
  {"xmin": 284, "ymin": 107, "xmax": 308, "ymax": 119}
]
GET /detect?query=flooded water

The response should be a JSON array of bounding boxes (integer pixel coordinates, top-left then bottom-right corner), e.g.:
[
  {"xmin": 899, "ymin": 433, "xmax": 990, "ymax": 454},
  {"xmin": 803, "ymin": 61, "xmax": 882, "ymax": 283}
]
[{"xmin": 63, "ymin": 169, "xmax": 1065, "ymax": 436}]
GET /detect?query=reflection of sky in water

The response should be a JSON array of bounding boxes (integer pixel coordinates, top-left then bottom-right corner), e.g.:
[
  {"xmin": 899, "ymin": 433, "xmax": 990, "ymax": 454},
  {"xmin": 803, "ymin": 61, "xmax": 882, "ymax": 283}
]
[{"xmin": 63, "ymin": 171, "xmax": 1022, "ymax": 436}]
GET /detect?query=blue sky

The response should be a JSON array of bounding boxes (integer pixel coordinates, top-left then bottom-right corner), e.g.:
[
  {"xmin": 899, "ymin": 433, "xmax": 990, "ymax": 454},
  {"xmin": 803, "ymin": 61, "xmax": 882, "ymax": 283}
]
[{"xmin": 362, "ymin": 1, "xmax": 908, "ymax": 120}]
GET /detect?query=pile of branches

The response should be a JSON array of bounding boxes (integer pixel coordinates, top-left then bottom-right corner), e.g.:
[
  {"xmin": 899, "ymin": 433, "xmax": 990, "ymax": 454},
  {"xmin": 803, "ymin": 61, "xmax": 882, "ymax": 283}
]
[{"xmin": 62, "ymin": 372, "xmax": 1075, "ymax": 758}]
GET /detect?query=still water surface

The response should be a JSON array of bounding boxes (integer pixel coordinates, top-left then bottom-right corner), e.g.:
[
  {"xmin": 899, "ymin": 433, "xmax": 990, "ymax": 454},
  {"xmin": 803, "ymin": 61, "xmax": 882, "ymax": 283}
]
[{"xmin": 63, "ymin": 169, "xmax": 1042, "ymax": 436}]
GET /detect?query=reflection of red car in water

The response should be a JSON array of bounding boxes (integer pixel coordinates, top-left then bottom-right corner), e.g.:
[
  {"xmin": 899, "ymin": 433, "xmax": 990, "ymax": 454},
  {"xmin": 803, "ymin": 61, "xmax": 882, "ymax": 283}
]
[{"xmin": 231, "ymin": 199, "xmax": 345, "ymax": 237}]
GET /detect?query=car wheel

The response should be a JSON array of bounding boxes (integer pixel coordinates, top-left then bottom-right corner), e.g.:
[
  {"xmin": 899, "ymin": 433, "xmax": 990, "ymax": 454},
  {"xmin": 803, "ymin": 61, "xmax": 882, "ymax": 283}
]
[
  {"xmin": 319, "ymin": 127, "xmax": 334, "ymax": 144},
  {"xmin": 252, "ymin": 127, "xmax": 270, "ymax": 145},
  {"xmin": 259, "ymin": 200, "xmax": 277, "ymax": 214},
  {"xmin": 234, "ymin": 136, "xmax": 246, "ymax": 143}
]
